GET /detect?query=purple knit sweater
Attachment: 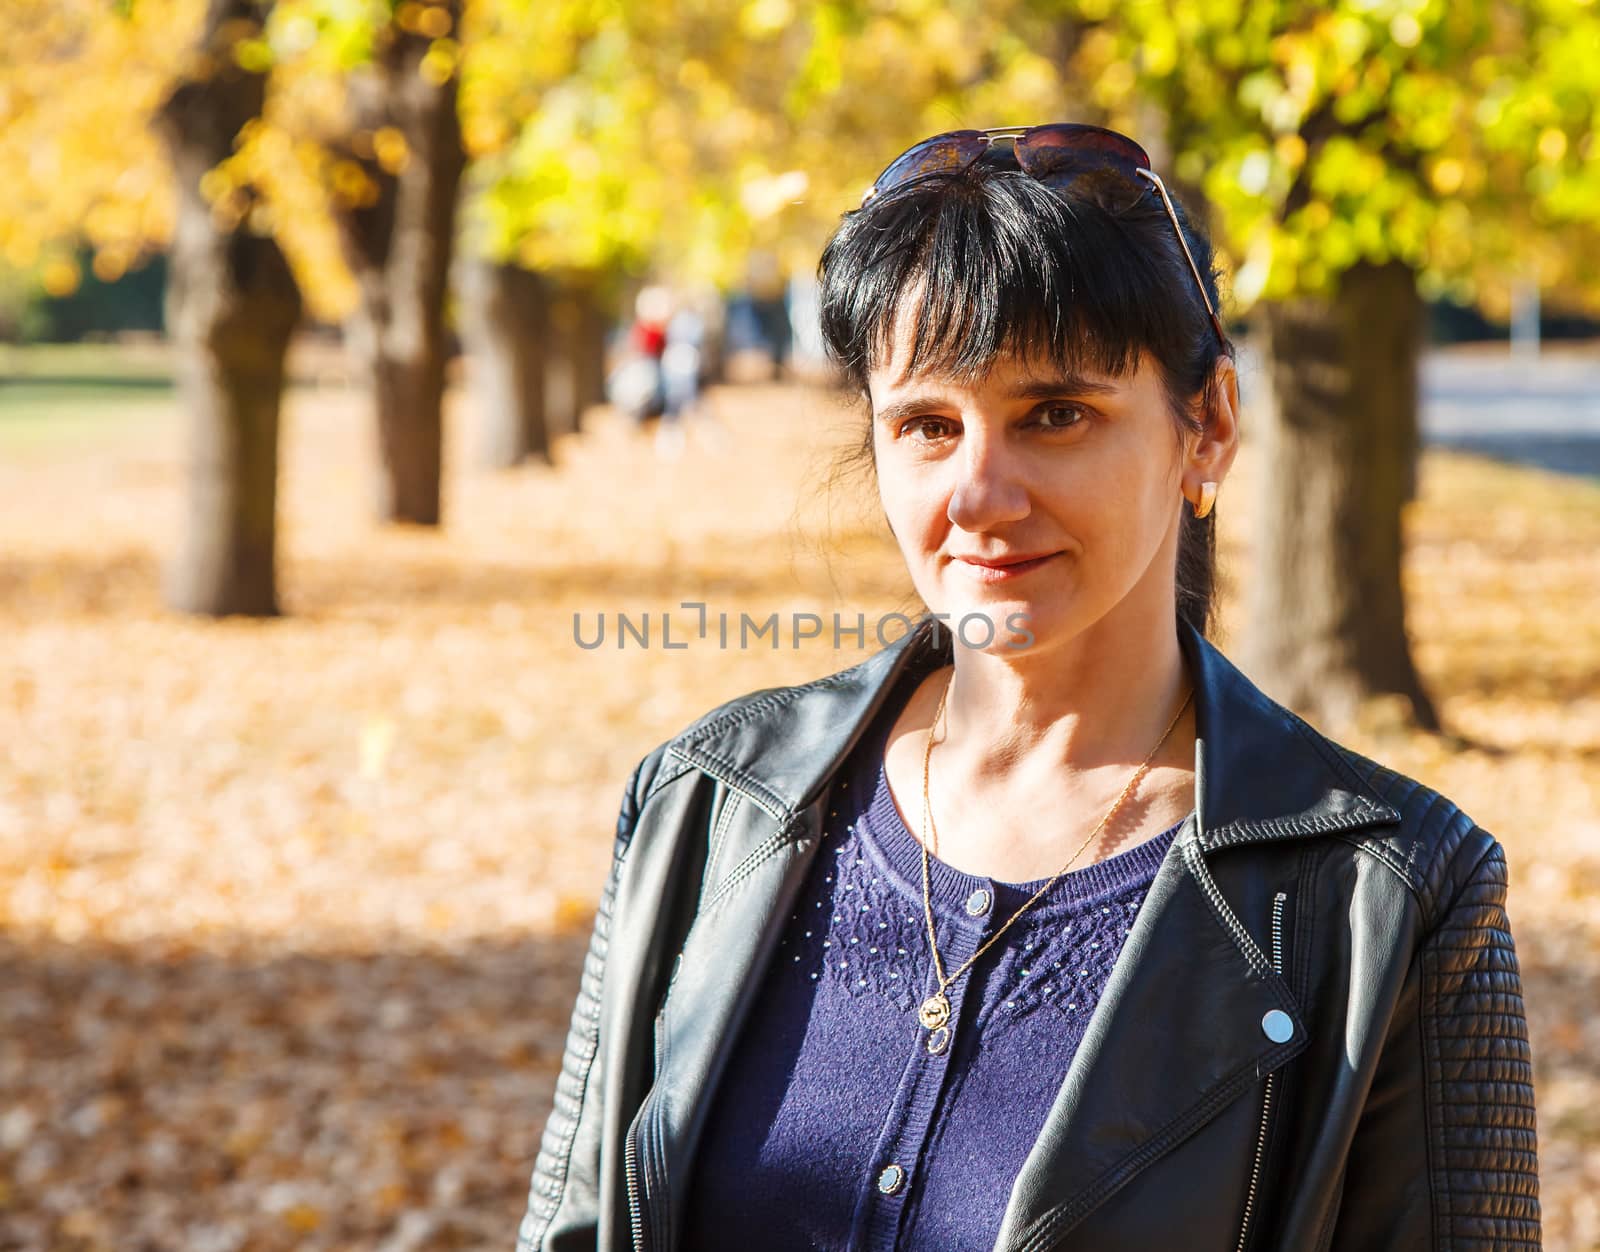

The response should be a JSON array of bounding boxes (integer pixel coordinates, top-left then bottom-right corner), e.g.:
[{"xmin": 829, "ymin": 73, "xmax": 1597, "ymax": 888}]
[{"xmin": 681, "ymin": 684, "xmax": 1189, "ymax": 1250}]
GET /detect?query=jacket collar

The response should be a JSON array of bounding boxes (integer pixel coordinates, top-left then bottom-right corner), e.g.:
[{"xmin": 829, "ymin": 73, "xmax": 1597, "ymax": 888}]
[{"xmin": 669, "ymin": 613, "xmax": 1401, "ymax": 847}]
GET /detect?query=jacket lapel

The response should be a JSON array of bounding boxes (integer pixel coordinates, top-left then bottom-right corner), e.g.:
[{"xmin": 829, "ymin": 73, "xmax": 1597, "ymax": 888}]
[
  {"xmin": 991, "ymin": 822, "xmax": 1303, "ymax": 1248},
  {"xmin": 1178, "ymin": 619, "xmax": 1402, "ymax": 853},
  {"xmin": 660, "ymin": 613, "xmax": 1402, "ymax": 1247},
  {"xmin": 641, "ymin": 797, "xmax": 823, "ymax": 1248}
]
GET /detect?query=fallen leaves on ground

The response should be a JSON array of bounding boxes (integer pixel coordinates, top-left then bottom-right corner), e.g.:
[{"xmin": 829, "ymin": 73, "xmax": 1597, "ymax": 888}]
[{"xmin": 1, "ymin": 364, "xmax": 1597, "ymax": 1248}]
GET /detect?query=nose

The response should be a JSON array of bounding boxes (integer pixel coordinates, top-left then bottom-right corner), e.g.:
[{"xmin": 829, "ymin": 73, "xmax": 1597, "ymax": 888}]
[{"xmin": 947, "ymin": 429, "xmax": 1029, "ymax": 531}]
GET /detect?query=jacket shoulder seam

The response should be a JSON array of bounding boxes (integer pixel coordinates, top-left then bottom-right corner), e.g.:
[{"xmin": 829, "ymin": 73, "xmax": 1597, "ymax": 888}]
[
  {"xmin": 1422, "ymin": 829, "xmax": 1502, "ymax": 937},
  {"xmin": 1315, "ymin": 733, "xmax": 1495, "ymax": 922},
  {"xmin": 671, "ymin": 666, "xmax": 861, "ymax": 751},
  {"xmin": 1328, "ymin": 831, "xmax": 1426, "ymax": 904},
  {"xmin": 668, "ymin": 740, "xmax": 788, "ymax": 820}
]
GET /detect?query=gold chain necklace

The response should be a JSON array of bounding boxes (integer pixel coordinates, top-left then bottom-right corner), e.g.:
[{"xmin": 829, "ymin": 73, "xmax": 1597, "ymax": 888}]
[{"xmin": 915, "ymin": 670, "xmax": 1193, "ymax": 1038}]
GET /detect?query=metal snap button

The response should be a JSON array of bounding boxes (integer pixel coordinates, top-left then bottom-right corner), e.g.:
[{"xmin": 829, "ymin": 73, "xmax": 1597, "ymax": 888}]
[
  {"xmin": 1261, "ymin": 1009, "xmax": 1294, "ymax": 1043},
  {"xmin": 877, "ymin": 1163, "xmax": 906, "ymax": 1195},
  {"xmin": 964, "ymin": 888, "xmax": 992, "ymax": 917}
]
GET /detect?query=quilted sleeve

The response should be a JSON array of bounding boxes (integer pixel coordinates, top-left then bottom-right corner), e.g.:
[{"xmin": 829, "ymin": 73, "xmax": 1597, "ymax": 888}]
[
  {"xmin": 516, "ymin": 747, "xmax": 661, "ymax": 1252},
  {"xmin": 1417, "ymin": 835, "xmax": 1542, "ymax": 1248},
  {"xmin": 1325, "ymin": 831, "xmax": 1543, "ymax": 1252}
]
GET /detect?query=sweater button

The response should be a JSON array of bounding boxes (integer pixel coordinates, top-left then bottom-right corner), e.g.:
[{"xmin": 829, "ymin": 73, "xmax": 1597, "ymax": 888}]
[
  {"xmin": 877, "ymin": 1163, "xmax": 906, "ymax": 1195},
  {"xmin": 964, "ymin": 888, "xmax": 992, "ymax": 917},
  {"xmin": 1261, "ymin": 1009, "xmax": 1294, "ymax": 1043}
]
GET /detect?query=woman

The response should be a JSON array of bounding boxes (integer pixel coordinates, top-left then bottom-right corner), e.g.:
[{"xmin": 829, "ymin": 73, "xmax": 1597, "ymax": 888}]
[{"xmin": 517, "ymin": 124, "xmax": 1541, "ymax": 1251}]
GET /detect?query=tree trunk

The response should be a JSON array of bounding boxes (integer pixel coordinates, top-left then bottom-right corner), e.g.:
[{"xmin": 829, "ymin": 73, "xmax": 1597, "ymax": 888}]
[
  {"xmin": 1245, "ymin": 260, "xmax": 1438, "ymax": 731},
  {"xmin": 461, "ymin": 257, "xmax": 551, "ymax": 467},
  {"xmin": 156, "ymin": 0, "xmax": 301, "ymax": 618},
  {"xmin": 543, "ymin": 287, "xmax": 579, "ymax": 438},
  {"xmin": 572, "ymin": 281, "xmax": 610, "ymax": 422},
  {"xmin": 332, "ymin": 7, "xmax": 465, "ymax": 526},
  {"xmin": 544, "ymin": 275, "xmax": 609, "ymax": 436}
]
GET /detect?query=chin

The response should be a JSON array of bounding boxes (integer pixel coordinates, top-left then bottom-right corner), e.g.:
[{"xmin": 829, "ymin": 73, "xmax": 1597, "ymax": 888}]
[{"xmin": 933, "ymin": 596, "xmax": 1061, "ymax": 656}]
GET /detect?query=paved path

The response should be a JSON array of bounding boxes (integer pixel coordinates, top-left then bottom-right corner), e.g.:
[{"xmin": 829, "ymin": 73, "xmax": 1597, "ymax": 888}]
[
  {"xmin": 1237, "ymin": 342, "xmax": 1600, "ymax": 478},
  {"xmin": 1420, "ymin": 349, "xmax": 1600, "ymax": 478}
]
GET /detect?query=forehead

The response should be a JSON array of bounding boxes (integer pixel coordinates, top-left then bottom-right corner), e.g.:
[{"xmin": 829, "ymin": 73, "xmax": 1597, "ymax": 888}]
[
  {"xmin": 869, "ymin": 327, "xmax": 1148, "ymax": 405},
  {"xmin": 866, "ymin": 277, "xmax": 1143, "ymax": 398}
]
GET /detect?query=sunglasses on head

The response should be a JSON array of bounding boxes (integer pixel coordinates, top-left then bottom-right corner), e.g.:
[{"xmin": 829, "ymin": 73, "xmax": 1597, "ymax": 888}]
[{"xmin": 861, "ymin": 123, "xmax": 1227, "ymax": 348}]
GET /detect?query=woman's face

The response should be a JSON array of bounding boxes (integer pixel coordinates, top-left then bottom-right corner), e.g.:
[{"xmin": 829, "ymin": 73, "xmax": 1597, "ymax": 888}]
[{"xmin": 868, "ymin": 328, "xmax": 1235, "ymax": 657}]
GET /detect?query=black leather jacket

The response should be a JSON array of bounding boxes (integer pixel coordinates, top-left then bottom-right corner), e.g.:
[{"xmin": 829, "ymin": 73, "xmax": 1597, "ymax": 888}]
[{"xmin": 517, "ymin": 614, "xmax": 1541, "ymax": 1251}]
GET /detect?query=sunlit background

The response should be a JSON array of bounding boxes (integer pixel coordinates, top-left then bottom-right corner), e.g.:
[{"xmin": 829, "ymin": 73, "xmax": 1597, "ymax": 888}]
[{"xmin": 3, "ymin": 0, "xmax": 1599, "ymax": 1247}]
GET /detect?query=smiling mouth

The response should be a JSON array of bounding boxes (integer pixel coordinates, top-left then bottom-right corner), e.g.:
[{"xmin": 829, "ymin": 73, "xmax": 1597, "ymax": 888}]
[{"xmin": 954, "ymin": 552, "xmax": 1060, "ymax": 581}]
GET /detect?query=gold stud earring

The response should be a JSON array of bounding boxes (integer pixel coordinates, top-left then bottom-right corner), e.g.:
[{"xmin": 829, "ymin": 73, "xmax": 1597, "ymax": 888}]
[{"xmin": 1192, "ymin": 481, "xmax": 1218, "ymax": 520}]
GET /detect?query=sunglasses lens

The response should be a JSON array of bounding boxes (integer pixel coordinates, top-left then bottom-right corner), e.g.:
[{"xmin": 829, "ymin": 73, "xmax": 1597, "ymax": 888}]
[
  {"xmin": 1016, "ymin": 125, "xmax": 1151, "ymax": 212},
  {"xmin": 866, "ymin": 131, "xmax": 991, "ymax": 201}
]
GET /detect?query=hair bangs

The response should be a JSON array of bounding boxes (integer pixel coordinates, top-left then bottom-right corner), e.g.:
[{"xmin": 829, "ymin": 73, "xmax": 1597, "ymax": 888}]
[{"xmin": 818, "ymin": 170, "xmax": 1198, "ymax": 396}]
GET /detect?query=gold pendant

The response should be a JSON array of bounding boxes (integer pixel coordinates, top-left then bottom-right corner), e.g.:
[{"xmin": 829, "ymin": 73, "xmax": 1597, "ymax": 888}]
[{"xmin": 918, "ymin": 992, "xmax": 951, "ymax": 1030}]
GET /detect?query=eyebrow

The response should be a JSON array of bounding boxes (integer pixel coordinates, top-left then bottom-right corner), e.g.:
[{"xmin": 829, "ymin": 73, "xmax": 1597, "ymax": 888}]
[{"xmin": 874, "ymin": 374, "xmax": 1122, "ymax": 426}]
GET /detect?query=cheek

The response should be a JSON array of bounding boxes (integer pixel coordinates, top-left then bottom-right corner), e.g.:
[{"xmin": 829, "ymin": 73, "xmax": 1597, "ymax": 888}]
[
  {"xmin": 876, "ymin": 461, "xmax": 944, "ymax": 546},
  {"xmin": 1075, "ymin": 465, "xmax": 1179, "ymax": 569},
  {"xmin": 1040, "ymin": 461, "xmax": 1161, "ymax": 560}
]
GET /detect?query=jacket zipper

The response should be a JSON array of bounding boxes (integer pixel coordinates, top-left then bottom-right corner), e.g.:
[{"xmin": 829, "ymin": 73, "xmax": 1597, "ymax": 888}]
[
  {"xmin": 625, "ymin": 1002, "xmax": 673, "ymax": 1252},
  {"xmin": 1235, "ymin": 889, "xmax": 1288, "ymax": 1252},
  {"xmin": 625, "ymin": 1109, "xmax": 648, "ymax": 1252}
]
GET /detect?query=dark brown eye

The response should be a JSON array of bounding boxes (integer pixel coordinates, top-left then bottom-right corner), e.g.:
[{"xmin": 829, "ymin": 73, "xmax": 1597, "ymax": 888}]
[
  {"xmin": 1036, "ymin": 404, "xmax": 1085, "ymax": 430},
  {"xmin": 904, "ymin": 416, "xmax": 954, "ymax": 441}
]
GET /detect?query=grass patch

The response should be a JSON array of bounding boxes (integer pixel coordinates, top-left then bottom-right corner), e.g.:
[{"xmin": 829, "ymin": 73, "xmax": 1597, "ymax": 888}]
[{"xmin": 0, "ymin": 343, "xmax": 176, "ymax": 451}]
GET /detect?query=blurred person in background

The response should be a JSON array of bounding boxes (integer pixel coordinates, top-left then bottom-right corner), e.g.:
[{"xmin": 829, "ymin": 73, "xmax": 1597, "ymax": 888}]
[
  {"xmin": 654, "ymin": 297, "xmax": 705, "ymax": 460},
  {"xmin": 747, "ymin": 249, "xmax": 794, "ymax": 377},
  {"xmin": 607, "ymin": 283, "xmax": 672, "ymax": 424},
  {"xmin": 518, "ymin": 124, "xmax": 1540, "ymax": 1251},
  {"xmin": 630, "ymin": 283, "xmax": 671, "ymax": 362}
]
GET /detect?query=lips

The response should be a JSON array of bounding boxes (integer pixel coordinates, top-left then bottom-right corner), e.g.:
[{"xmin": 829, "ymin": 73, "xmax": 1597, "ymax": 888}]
[
  {"xmin": 955, "ymin": 552, "xmax": 1057, "ymax": 569},
  {"xmin": 953, "ymin": 551, "xmax": 1060, "ymax": 582}
]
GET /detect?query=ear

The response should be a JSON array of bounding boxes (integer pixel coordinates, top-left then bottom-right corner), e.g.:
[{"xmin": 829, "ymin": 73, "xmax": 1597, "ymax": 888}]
[{"xmin": 1184, "ymin": 356, "xmax": 1241, "ymax": 498}]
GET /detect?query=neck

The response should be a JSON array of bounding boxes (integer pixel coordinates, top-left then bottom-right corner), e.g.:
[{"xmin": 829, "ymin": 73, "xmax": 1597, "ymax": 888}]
[{"xmin": 935, "ymin": 599, "xmax": 1192, "ymax": 782}]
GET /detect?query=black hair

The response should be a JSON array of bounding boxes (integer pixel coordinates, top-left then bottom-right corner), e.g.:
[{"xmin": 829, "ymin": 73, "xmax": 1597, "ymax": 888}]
[{"xmin": 816, "ymin": 157, "xmax": 1235, "ymax": 637}]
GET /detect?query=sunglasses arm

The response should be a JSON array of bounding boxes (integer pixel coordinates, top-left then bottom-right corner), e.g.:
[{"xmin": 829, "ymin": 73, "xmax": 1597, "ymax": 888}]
[{"xmin": 1137, "ymin": 169, "xmax": 1228, "ymax": 347}]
